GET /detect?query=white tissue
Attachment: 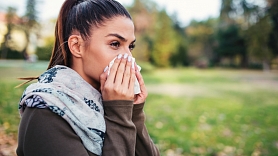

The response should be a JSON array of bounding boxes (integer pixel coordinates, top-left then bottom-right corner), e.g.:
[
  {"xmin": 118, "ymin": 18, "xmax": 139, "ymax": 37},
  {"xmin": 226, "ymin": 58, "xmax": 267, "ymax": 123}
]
[{"xmin": 107, "ymin": 57, "xmax": 141, "ymax": 94}]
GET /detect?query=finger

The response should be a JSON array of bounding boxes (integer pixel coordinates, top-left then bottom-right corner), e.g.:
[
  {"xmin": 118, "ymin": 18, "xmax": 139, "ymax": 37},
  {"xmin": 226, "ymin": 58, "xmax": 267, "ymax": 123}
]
[
  {"xmin": 134, "ymin": 62, "xmax": 138, "ymax": 71},
  {"xmin": 129, "ymin": 57, "xmax": 136, "ymax": 94},
  {"xmin": 114, "ymin": 53, "xmax": 128, "ymax": 85},
  {"xmin": 100, "ymin": 66, "xmax": 108, "ymax": 92},
  {"xmin": 106, "ymin": 54, "xmax": 122, "ymax": 83},
  {"xmin": 122, "ymin": 55, "xmax": 133, "ymax": 89},
  {"xmin": 129, "ymin": 65, "xmax": 136, "ymax": 96},
  {"xmin": 136, "ymin": 70, "xmax": 147, "ymax": 93},
  {"xmin": 134, "ymin": 62, "xmax": 141, "ymax": 72},
  {"xmin": 134, "ymin": 69, "xmax": 148, "ymax": 104}
]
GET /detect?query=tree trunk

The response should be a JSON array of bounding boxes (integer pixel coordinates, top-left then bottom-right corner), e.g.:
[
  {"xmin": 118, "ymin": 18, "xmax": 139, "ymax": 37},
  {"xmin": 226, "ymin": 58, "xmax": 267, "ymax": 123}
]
[
  {"xmin": 1, "ymin": 32, "xmax": 11, "ymax": 59},
  {"xmin": 240, "ymin": 53, "xmax": 248, "ymax": 68},
  {"xmin": 1, "ymin": 43, "xmax": 8, "ymax": 59}
]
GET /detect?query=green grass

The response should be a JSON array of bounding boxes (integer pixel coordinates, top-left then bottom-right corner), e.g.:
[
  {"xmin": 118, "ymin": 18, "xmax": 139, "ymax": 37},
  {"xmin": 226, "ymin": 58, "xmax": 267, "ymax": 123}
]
[
  {"xmin": 0, "ymin": 61, "xmax": 47, "ymax": 133},
  {"xmin": 145, "ymin": 93, "xmax": 278, "ymax": 155},
  {"xmin": 1, "ymin": 60, "xmax": 278, "ymax": 155},
  {"xmin": 143, "ymin": 68, "xmax": 278, "ymax": 155}
]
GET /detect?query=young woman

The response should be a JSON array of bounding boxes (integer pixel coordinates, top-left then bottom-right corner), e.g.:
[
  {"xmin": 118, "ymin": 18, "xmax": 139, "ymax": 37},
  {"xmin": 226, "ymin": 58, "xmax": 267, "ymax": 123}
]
[{"xmin": 16, "ymin": 0, "xmax": 160, "ymax": 155}]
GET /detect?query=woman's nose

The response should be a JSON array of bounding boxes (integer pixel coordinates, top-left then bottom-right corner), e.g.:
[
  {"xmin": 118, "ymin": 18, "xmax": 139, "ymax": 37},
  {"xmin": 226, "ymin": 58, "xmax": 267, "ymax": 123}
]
[{"xmin": 125, "ymin": 46, "xmax": 133, "ymax": 56}]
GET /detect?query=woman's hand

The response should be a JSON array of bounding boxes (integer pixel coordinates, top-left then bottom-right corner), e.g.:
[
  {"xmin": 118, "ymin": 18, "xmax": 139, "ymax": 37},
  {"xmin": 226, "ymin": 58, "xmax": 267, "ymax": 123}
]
[
  {"xmin": 100, "ymin": 54, "xmax": 135, "ymax": 101},
  {"xmin": 133, "ymin": 65, "xmax": 148, "ymax": 104}
]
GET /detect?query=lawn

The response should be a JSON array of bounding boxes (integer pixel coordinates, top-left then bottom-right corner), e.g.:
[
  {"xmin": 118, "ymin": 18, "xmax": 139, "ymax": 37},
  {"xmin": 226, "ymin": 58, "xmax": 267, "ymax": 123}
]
[{"xmin": 0, "ymin": 60, "xmax": 278, "ymax": 156}]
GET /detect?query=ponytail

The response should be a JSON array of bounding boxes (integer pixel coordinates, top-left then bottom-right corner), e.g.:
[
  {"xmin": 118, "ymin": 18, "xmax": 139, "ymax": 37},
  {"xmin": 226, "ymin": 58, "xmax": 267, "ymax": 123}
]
[
  {"xmin": 15, "ymin": 76, "xmax": 39, "ymax": 88},
  {"xmin": 48, "ymin": 0, "xmax": 78, "ymax": 69}
]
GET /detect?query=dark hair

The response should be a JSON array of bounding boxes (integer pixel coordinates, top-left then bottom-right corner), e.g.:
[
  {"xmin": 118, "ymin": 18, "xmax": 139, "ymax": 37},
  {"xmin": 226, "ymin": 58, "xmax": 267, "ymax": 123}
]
[
  {"xmin": 48, "ymin": 0, "xmax": 132, "ymax": 69},
  {"xmin": 16, "ymin": 0, "xmax": 132, "ymax": 88}
]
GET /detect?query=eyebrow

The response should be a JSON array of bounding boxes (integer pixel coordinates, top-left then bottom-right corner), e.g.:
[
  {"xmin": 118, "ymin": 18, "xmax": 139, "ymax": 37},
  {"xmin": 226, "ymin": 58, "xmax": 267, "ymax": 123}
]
[{"xmin": 105, "ymin": 33, "xmax": 136, "ymax": 43}]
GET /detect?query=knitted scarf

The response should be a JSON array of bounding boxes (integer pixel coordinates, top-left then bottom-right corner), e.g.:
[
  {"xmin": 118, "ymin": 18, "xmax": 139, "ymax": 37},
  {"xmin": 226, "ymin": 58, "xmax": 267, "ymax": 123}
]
[{"xmin": 18, "ymin": 65, "xmax": 105, "ymax": 155}]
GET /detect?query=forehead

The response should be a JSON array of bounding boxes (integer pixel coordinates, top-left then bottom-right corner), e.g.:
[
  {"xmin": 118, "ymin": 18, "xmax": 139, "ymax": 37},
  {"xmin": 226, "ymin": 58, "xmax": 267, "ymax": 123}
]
[{"xmin": 92, "ymin": 16, "xmax": 135, "ymax": 40}]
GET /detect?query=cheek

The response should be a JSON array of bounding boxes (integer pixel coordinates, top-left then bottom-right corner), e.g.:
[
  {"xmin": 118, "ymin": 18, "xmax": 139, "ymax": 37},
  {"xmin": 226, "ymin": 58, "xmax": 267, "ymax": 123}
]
[
  {"xmin": 82, "ymin": 48, "xmax": 101, "ymax": 80},
  {"xmin": 83, "ymin": 47, "xmax": 114, "ymax": 81}
]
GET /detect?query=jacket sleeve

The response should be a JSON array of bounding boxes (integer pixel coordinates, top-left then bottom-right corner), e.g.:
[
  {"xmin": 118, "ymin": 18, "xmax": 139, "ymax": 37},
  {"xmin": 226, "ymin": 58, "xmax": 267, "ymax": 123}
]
[
  {"xmin": 102, "ymin": 100, "xmax": 137, "ymax": 156},
  {"xmin": 16, "ymin": 107, "xmax": 96, "ymax": 156},
  {"xmin": 102, "ymin": 100, "xmax": 160, "ymax": 156},
  {"xmin": 132, "ymin": 103, "xmax": 160, "ymax": 156}
]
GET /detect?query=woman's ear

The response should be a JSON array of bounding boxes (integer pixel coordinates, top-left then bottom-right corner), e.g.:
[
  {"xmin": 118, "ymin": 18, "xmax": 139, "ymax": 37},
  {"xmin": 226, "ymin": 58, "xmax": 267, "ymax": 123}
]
[{"xmin": 68, "ymin": 35, "xmax": 83, "ymax": 58}]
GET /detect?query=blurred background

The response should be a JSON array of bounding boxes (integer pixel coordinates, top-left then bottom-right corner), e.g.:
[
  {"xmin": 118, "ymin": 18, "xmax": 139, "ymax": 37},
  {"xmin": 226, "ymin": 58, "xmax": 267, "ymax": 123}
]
[{"xmin": 0, "ymin": 0, "xmax": 278, "ymax": 156}]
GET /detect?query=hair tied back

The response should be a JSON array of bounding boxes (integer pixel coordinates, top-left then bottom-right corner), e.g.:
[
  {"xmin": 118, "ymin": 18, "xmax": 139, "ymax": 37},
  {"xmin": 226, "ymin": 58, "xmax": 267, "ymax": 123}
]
[{"xmin": 15, "ymin": 76, "xmax": 39, "ymax": 88}]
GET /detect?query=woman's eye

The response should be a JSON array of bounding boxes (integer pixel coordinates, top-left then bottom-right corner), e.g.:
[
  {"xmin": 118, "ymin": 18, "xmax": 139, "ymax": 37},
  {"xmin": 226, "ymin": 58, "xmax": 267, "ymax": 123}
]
[
  {"xmin": 129, "ymin": 44, "xmax": 135, "ymax": 51},
  {"xmin": 110, "ymin": 41, "xmax": 120, "ymax": 49}
]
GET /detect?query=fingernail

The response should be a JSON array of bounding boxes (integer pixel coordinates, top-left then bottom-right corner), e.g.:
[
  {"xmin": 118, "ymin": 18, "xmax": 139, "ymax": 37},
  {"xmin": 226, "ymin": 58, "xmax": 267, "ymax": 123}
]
[
  {"xmin": 124, "ymin": 53, "xmax": 128, "ymax": 59},
  {"xmin": 131, "ymin": 57, "xmax": 135, "ymax": 69},
  {"xmin": 128, "ymin": 55, "xmax": 132, "ymax": 62},
  {"xmin": 131, "ymin": 58, "xmax": 135, "ymax": 68},
  {"xmin": 117, "ymin": 54, "xmax": 122, "ymax": 59},
  {"xmin": 104, "ymin": 66, "xmax": 108, "ymax": 72}
]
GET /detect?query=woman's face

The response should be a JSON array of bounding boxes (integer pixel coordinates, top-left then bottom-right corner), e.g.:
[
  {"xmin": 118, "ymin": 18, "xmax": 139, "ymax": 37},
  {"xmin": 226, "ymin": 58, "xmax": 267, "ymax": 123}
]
[{"xmin": 80, "ymin": 16, "xmax": 135, "ymax": 89}]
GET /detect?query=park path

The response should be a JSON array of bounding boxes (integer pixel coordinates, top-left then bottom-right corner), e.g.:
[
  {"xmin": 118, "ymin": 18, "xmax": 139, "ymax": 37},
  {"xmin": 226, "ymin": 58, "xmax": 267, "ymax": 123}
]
[
  {"xmin": 146, "ymin": 84, "xmax": 209, "ymax": 97},
  {"xmin": 145, "ymin": 78, "xmax": 278, "ymax": 97}
]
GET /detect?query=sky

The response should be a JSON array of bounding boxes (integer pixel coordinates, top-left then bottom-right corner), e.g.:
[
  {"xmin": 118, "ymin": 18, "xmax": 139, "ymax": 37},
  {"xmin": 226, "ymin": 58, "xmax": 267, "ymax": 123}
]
[{"xmin": 0, "ymin": 0, "xmax": 221, "ymax": 26}]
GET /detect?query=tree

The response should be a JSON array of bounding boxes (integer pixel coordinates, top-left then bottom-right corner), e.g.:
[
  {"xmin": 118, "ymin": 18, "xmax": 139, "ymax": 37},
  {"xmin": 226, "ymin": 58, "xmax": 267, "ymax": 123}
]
[
  {"xmin": 127, "ymin": 0, "xmax": 157, "ymax": 61},
  {"xmin": 219, "ymin": 0, "xmax": 235, "ymax": 26},
  {"xmin": 128, "ymin": 0, "xmax": 183, "ymax": 67},
  {"xmin": 0, "ymin": 7, "xmax": 17, "ymax": 59},
  {"xmin": 246, "ymin": 16, "xmax": 272, "ymax": 70},
  {"xmin": 268, "ymin": 0, "xmax": 278, "ymax": 58},
  {"xmin": 186, "ymin": 18, "xmax": 218, "ymax": 67},
  {"xmin": 151, "ymin": 10, "xmax": 179, "ymax": 67},
  {"xmin": 36, "ymin": 35, "xmax": 54, "ymax": 60},
  {"xmin": 217, "ymin": 0, "xmax": 271, "ymax": 68},
  {"xmin": 21, "ymin": 0, "xmax": 39, "ymax": 60},
  {"xmin": 215, "ymin": 24, "xmax": 246, "ymax": 67},
  {"xmin": 170, "ymin": 14, "xmax": 189, "ymax": 67},
  {"xmin": 236, "ymin": 0, "xmax": 275, "ymax": 70},
  {"xmin": 217, "ymin": 0, "xmax": 247, "ymax": 67}
]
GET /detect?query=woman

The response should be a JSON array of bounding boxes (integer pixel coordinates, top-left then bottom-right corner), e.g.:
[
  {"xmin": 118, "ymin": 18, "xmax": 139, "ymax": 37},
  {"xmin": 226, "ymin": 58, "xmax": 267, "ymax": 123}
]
[{"xmin": 16, "ymin": 0, "xmax": 160, "ymax": 155}]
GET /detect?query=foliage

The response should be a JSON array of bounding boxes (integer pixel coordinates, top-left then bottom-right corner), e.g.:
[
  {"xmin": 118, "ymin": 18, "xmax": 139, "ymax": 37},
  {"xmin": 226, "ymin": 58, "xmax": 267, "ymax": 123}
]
[
  {"xmin": 177, "ymin": 0, "xmax": 276, "ymax": 69},
  {"xmin": 127, "ymin": 0, "xmax": 157, "ymax": 62},
  {"xmin": 245, "ymin": 16, "xmax": 272, "ymax": 62},
  {"xmin": 215, "ymin": 24, "xmax": 246, "ymax": 67},
  {"xmin": 2, "ymin": 0, "xmax": 278, "ymax": 70},
  {"xmin": 36, "ymin": 46, "xmax": 52, "ymax": 61},
  {"xmin": 21, "ymin": 0, "xmax": 39, "ymax": 59},
  {"xmin": 170, "ymin": 43, "xmax": 189, "ymax": 67},
  {"xmin": 151, "ymin": 10, "xmax": 179, "ymax": 67},
  {"xmin": 36, "ymin": 36, "xmax": 54, "ymax": 60},
  {"xmin": 128, "ymin": 0, "xmax": 187, "ymax": 67},
  {"xmin": 0, "ymin": 48, "xmax": 23, "ymax": 59},
  {"xmin": 0, "ymin": 7, "xmax": 17, "ymax": 59},
  {"xmin": 268, "ymin": 0, "xmax": 278, "ymax": 57},
  {"xmin": 24, "ymin": 0, "xmax": 38, "ymax": 28},
  {"xmin": 216, "ymin": 0, "xmax": 277, "ymax": 69},
  {"xmin": 186, "ymin": 18, "xmax": 218, "ymax": 67},
  {"xmin": 169, "ymin": 17, "xmax": 189, "ymax": 67}
]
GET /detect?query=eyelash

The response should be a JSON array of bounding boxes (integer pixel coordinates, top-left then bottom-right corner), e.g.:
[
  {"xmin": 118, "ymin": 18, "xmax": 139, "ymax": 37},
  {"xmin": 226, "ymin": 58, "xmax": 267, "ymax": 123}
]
[
  {"xmin": 129, "ymin": 43, "xmax": 135, "ymax": 51},
  {"xmin": 110, "ymin": 41, "xmax": 136, "ymax": 51},
  {"xmin": 110, "ymin": 41, "xmax": 120, "ymax": 49}
]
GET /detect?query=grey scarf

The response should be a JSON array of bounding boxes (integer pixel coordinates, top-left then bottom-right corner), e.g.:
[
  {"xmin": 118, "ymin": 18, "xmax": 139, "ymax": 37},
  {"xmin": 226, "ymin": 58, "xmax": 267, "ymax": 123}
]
[{"xmin": 19, "ymin": 65, "xmax": 105, "ymax": 155}]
